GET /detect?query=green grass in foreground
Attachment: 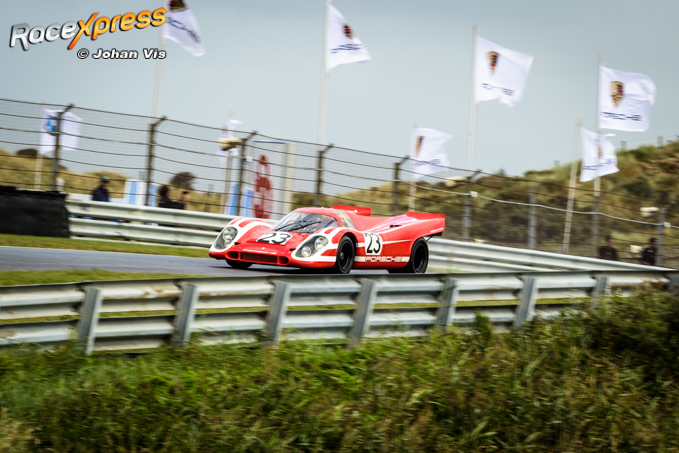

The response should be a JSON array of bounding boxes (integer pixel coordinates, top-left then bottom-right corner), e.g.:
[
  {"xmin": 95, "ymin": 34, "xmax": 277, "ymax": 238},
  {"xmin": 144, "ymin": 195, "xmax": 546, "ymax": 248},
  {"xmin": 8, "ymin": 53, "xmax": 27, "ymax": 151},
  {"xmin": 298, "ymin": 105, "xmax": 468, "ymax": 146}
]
[
  {"xmin": 0, "ymin": 270, "xmax": 209, "ymax": 287},
  {"xmin": 0, "ymin": 234, "xmax": 207, "ymax": 258},
  {"xmin": 2, "ymin": 289, "xmax": 679, "ymax": 451}
]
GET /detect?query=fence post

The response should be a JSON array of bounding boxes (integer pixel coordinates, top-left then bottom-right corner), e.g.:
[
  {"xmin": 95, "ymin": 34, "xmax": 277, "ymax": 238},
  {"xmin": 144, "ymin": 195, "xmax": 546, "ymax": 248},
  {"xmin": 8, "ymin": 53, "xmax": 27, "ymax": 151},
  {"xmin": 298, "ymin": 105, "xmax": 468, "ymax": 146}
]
[
  {"xmin": 171, "ymin": 283, "xmax": 199, "ymax": 346},
  {"xmin": 528, "ymin": 186, "xmax": 538, "ymax": 249},
  {"xmin": 264, "ymin": 281, "xmax": 291, "ymax": 347},
  {"xmin": 235, "ymin": 131, "xmax": 258, "ymax": 215},
  {"xmin": 392, "ymin": 157, "xmax": 408, "ymax": 215},
  {"xmin": 462, "ymin": 192, "xmax": 476, "ymax": 242},
  {"xmin": 591, "ymin": 275, "xmax": 610, "ymax": 309},
  {"xmin": 515, "ymin": 277, "xmax": 538, "ymax": 327},
  {"xmin": 668, "ymin": 275, "xmax": 679, "ymax": 296},
  {"xmin": 145, "ymin": 116, "xmax": 167, "ymax": 207},
  {"xmin": 591, "ymin": 195, "xmax": 601, "ymax": 257},
  {"xmin": 77, "ymin": 287, "xmax": 103, "ymax": 355},
  {"xmin": 51, "ymin": 104, "xmax": 74, "ymax": 191},
  {"xmin": 315, "ymin": 144, "xmax": 333, "ymax": 207},
  {"xmin": 281, "ymin": 142, "xmax": 297, "ymax": 214},
  {"xmin": 435, "ymin": 276, "xmax": 459, "ymax": 331},
  {"xmin": 348, "ymin": 279, "xmax": 378, "ymax": 348}
]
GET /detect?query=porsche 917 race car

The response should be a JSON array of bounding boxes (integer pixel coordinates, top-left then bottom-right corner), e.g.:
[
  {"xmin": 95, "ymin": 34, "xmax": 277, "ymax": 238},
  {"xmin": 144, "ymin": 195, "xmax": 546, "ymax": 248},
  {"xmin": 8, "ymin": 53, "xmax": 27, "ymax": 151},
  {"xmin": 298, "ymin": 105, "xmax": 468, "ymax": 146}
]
[{"xmin": 209, "ymin": 205, "xmax": 445, "ymax": 274}]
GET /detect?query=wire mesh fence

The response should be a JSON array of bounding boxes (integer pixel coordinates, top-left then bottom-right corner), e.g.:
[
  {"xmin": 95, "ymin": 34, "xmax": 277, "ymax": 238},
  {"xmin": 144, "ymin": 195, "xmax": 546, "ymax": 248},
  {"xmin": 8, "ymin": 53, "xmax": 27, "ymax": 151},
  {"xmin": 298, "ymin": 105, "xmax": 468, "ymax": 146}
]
[{"xmin": 0, "ymin": 97, "xmax": 675, "ymax": 266}]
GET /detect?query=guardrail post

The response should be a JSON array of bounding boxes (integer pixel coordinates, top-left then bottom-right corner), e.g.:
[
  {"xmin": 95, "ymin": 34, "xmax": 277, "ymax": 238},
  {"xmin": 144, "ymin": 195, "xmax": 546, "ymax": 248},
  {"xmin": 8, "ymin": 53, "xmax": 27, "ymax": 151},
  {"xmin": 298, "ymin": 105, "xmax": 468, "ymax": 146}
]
[
  {"xmin": 315, "ymin": 144, "xmax": 333, "ymax": 207},
  {"xmin": 235, "ymin": 131, "xmax": 258, "ymax": 215},
  {"xmin": 515, "ymin": 277, "xmax": 538, "ymax": 327},
  {"xmin": 591, "ymin": 275, "xmax": 610, "ymax": 309},
  {"xmin": 264, "ymin": 281, "xmax": 291, "ymax": 347},
  {"xmin": 435, "ymin": 276, "xmax": 459, "ymax": 331},
  {"xmin": 348, "ymin": 279, "xmax": 378, "ymax": 348},
  {"xmin": 171, "ymin": 283, "xmax": 199, "ymax": 346},
  {"xmin": 77, "ymin": 287, "xmax": 102, "ymax": 355},
  {"xmin": 145, "ymin": 116, "xmax": 166, "ymax": 207},
  {"xmin": 51, "ymin": 104, "xmax": 74, "ymax": 191}
]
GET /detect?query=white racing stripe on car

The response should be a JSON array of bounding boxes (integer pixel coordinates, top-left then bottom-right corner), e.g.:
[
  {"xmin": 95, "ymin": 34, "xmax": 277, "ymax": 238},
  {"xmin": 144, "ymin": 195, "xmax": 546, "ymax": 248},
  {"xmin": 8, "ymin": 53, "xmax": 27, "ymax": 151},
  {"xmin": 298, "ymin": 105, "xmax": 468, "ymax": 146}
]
[
  {"xmin": 355, "ymin": 256, "xmax": 410, "ymax": 263},
  {"xmin": 210, "ymin": 219, "xmax": 272, "ymax": 252}
]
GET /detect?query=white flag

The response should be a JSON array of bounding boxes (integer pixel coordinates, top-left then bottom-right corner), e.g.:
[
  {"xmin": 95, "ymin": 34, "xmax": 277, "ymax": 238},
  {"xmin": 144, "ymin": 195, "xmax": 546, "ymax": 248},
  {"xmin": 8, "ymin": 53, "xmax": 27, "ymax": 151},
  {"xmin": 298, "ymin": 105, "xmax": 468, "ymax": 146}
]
[
  {"xmin": 39, "ymin": 108, "xmax": 82, "ymax": 155},
  {"xmin": 580, "ymin": 127, "xmax": 618, "ymax": 183},
  {"xmin": 326, "ymin": 5, "xmax": 370, "ymax": 71},
  {"xmin": 475, "ymin": 37, "xmax": 534, "ymax": 108},
  {"xmin": 410, "ymin": 128, "xmax": 452, "ymax": 179},
  {"xmin": 597, "ymin": 66, "xmax": 656, "ymax": 132},
  {"xmin": 164, "ymin": 0, "xmax": 205, "ymax": 57},
  {"xmin": 216, "ymin": 119, "xmax": 242, "ymax": 165}
]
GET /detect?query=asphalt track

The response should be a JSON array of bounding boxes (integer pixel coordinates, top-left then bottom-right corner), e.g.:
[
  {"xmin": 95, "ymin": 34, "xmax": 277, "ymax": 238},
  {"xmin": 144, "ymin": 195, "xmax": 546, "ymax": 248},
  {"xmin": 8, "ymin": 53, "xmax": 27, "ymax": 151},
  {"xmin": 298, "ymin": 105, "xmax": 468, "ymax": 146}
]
[{"xmin": 0, "ymin": 246, "xmax": 387, "ymax": 277}]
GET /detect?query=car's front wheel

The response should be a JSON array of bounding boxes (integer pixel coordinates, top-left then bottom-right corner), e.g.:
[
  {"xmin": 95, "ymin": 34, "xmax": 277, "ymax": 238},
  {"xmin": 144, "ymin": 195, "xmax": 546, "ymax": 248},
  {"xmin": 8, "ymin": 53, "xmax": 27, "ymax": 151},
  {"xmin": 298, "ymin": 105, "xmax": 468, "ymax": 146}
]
[
  {"xmin": 226, "ymin": 259, "xmax": 252, "ymax": 269},
  {"xmin": 330, "ymin": 236, "xmax": 355, "ymax": 274}
]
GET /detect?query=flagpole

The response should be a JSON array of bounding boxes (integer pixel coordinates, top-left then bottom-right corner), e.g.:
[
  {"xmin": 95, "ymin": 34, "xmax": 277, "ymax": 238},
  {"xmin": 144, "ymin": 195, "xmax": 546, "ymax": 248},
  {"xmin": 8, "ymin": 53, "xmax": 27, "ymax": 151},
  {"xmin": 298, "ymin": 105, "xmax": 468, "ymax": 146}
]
[
  {"xmin": 561, "ymin": 119, "xmax": 581, "ymax": 254},
  {"xmin": 317, "ymin": 0, "xmax": 332, "ymax": 145},
  {"xmin": 408, "ymin": 122, "xmax": 419, "ymax": 211},
  {"xmin": 465, "ymin": 25, "xmax": 480, "ymax": 175},
  {"xmin": 592, "ymin": 52, "xmax": 604, "ymax": 255},
  {"xmin": 151, "ymin": 9, "xmax": 167, "ymax": 118}
]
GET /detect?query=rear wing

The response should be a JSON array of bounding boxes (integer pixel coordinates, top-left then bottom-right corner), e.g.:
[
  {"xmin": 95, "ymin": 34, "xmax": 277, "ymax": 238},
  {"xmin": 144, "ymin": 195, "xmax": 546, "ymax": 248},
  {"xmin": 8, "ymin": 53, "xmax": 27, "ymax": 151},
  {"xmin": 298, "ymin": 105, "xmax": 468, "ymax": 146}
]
[
  {"xmin": 406, "ymin": 212, "xmax": 444, "ymax": 220},
  {"xmin": 333, "ymin": 204, "xmax": 372, "ymax": 216}
]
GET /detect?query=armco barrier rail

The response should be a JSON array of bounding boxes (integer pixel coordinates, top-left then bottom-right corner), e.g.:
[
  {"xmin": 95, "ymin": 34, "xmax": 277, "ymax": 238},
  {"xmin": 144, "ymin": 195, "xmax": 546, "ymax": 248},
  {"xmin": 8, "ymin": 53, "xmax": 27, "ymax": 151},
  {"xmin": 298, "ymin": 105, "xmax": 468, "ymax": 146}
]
[
  {"xmin": 66, "ymin": 200, "xmax": 671, "ymax": 272},
  {"xmin": 0, "ymin": 270, "xmax": 676, "ymax": 353}
]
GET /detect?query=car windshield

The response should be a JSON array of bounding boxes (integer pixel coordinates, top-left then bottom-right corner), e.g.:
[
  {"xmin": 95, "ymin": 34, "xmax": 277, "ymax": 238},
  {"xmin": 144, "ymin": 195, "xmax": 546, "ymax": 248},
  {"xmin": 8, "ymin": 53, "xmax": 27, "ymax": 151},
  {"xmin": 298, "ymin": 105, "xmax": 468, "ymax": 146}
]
[{"xmin": 272, "ymin": 212, "xmax": 339, "ymax": 234}]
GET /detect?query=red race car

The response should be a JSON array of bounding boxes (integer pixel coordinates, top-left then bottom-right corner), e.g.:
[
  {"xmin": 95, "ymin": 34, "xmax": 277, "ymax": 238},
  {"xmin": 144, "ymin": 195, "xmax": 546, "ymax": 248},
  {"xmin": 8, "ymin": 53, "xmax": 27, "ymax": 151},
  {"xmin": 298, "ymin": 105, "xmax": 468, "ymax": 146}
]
[{"xmin": 209, "ymin": 205, "xmax": 444, "ymax": 274}]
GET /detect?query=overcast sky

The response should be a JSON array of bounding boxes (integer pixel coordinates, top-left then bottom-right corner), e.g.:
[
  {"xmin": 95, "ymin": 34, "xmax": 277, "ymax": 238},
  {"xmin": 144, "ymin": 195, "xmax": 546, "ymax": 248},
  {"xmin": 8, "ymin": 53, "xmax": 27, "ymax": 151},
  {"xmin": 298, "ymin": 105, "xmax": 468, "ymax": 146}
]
[{"xmin": 1, "ymin": 0, "xmax": 676, "ymax": 176}]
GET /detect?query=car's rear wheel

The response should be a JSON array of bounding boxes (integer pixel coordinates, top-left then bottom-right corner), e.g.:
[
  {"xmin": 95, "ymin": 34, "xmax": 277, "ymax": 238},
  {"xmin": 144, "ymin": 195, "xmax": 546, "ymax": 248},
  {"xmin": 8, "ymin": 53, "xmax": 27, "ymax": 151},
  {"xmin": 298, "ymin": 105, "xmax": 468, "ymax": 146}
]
[
  {"xmin": 330, "ymin": 236, "xmax": 355, "ymax": 274},
  {"xmin": 400, "ymin": 238, "xmax": 429, "ymax": 274},
  {"xmin": 226, "ymin": 259, "xmax": 252, "ymax": 269}
]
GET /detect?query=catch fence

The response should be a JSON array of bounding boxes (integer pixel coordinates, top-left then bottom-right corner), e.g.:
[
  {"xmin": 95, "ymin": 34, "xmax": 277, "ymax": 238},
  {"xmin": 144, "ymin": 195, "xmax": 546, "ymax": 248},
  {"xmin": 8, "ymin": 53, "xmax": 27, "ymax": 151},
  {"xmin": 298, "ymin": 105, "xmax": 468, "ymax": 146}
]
[{"xmin": 0, "ymin": 97, "xmax": 677, "ymax": 266}]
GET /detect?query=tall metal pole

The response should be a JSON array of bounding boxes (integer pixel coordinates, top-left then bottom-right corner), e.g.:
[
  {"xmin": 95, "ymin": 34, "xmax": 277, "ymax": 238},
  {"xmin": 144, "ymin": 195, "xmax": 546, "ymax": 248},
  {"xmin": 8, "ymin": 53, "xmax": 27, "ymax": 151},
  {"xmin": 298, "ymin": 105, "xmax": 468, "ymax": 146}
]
[
  {"xmin": 235, "ymin": 131, "xmax": 258, "ymax": 216},
  {"xmin": 51, "ymin": 104, "xmax": 74, "ymax": 191},
  {"xmin": 315, "ymin": 144, "xmax": 333, "ymax": 207},
  {"xmin": 145, "ymin": 116, "xmax": 167, "ymax": 207},
  {"xmin": 316, "ymin": 0, "xmax": 331, "ymax": 146},
  {"xmin": 35, "ymin": 100, "xmax": 46, "ymax": 190},
  {"xmin": 528, "ymin": 185, "xmax": 538, "ymax": 250},
  {"xmin": 151, "ymin": 3, "xmax": 166, "ymax": 119},
  {"xmin": 657, "ymin": 207, "xmax": 667, "ymax": 267},
  {"xmin": 561, "ymin": 119, "xmax": 581, "ymax": 254},
  {"xmin": 222, "ymin": 109, "xmax": 234, "ymax": 213},
  {"xmin": 465, "ymin": 25, "xmax": 480, "ymax": 175},
  {"xmin": 592, "ymin": 52, "xmax": 604, "ymax": 256}
]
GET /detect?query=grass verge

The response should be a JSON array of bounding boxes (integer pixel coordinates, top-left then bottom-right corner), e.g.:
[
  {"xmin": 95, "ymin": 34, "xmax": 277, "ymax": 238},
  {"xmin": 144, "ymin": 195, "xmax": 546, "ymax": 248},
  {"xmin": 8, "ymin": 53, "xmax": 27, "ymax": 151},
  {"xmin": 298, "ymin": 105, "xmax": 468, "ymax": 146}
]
[
  {"xmin": 0, "ymin": 270, "xmax": 208, "ymax": 286},
  {"xmin": 0, "ymin": 234, "xmax": 207, "ymax": 258},
  {"xmin": 1, "ymin": 289, "xmax": 678, "ymax": 451}
]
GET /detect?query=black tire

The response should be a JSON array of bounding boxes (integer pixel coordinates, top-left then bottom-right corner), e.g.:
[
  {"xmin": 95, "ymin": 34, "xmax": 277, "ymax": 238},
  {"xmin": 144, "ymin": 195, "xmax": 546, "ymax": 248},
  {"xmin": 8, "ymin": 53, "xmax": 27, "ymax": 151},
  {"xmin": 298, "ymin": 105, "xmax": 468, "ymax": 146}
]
[
  {"xmin": 330, "ymin": 236, "xmax": 355, "ymax": 274},
  {"xmin": 401, "ymin": 238, "xmax": 429, "ymax": 274},
  {"xmin": 226, "ymin": 259, "xmax": 252, "ymax": 269}
]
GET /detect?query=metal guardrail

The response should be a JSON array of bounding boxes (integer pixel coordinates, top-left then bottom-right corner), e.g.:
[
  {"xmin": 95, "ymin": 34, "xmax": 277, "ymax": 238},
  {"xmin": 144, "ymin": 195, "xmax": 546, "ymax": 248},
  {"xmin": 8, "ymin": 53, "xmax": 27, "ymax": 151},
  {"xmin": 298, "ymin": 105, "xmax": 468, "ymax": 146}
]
[
  {"xmin": 66, "ymin": 200, "xmax": 672, "ymax": 272},
  {"xmin": 0, "ymin": 270, "xmax": 676, "ymax": 353}
]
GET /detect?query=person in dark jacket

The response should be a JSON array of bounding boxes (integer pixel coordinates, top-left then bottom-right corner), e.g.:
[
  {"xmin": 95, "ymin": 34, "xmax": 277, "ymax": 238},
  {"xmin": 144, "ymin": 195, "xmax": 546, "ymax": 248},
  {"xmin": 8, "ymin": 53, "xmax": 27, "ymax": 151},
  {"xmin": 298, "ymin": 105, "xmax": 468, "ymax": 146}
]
[
  {"xmin": 598, "ymin": 236, "xmax": 619, "ymax": 261},
  {"xmin": 91, "ymin": 176, "xmax": 110, "ymax": 202},
  {"xmin": 641, "ymin": 238, "xmax": 658, "ymax": 266},
  {"xmin": 157, "ymin": 185, "xmax": 188, "ymax": 210}
]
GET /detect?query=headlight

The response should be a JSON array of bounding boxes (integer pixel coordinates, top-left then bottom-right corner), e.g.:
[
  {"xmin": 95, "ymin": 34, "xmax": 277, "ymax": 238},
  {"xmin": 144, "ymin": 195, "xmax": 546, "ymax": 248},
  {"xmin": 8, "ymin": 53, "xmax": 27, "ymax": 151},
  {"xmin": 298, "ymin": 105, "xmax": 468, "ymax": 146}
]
[
  {"xmin": 314, "ymin": 236, "xmax": 328, "ymax": 250},
  {"xmin": 295, "ymin": 235, "xmax": 328, "ymax": 258},
  {"xmin": 215, "ymin": 226, "xmax": 238, "ymax": 249}
]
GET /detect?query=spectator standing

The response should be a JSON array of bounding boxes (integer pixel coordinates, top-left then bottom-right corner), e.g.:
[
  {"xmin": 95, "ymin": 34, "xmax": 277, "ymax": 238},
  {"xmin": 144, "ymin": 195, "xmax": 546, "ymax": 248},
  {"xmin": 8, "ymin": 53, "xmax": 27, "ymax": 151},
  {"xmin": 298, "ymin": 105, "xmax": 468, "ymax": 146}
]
[
  {"xmin": 641, "ymin": 238, "xmax": 658, "ymax": 266},
  {"xmin": 157, "ymin": 185, "xmax": 188, "ymax": 210},
  {"xmin": 91, "ymin": 176, "xmax": 110, "ymax": 202},
  {"xmin": 598, "ymin": 236, "xmax": 619, "ymax": 261}
]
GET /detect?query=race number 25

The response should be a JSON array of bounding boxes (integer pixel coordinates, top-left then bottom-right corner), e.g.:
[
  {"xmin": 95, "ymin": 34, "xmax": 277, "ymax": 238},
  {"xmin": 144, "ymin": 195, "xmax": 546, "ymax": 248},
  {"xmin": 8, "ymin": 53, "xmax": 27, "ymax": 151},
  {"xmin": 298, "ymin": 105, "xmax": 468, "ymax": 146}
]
[
  {"xmin": 257, "ymin": 232, "xmax": 292, "ymax": 245},
  {"xmin": 364, "ymin": 233, "xmax": 383, "ymax": 255}
]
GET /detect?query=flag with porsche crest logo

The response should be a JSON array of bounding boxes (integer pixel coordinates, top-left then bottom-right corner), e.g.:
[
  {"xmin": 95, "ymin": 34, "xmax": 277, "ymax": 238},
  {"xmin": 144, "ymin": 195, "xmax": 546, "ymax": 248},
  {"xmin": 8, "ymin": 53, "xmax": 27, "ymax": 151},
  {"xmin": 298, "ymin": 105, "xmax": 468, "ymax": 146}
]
[
  {"xmin": 326, "ymin": 5, "xmax": 371, "ymax": 71},
  {"xmin": 474, "ymin": 37, "xmax": 533, "ymax": 108},
  {"xmin": 597, "ymin": 66, "xmax": 656, "ymax": 132}
]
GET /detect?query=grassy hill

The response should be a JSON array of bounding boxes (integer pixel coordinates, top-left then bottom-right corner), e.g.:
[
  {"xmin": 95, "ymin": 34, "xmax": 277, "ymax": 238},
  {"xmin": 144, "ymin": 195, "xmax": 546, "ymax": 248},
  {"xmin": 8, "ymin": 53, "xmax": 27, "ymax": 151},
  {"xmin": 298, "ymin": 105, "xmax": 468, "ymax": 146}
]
[{"xmin": 294, "ymin": 142, "xmax": 679, "ymax": 261}]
